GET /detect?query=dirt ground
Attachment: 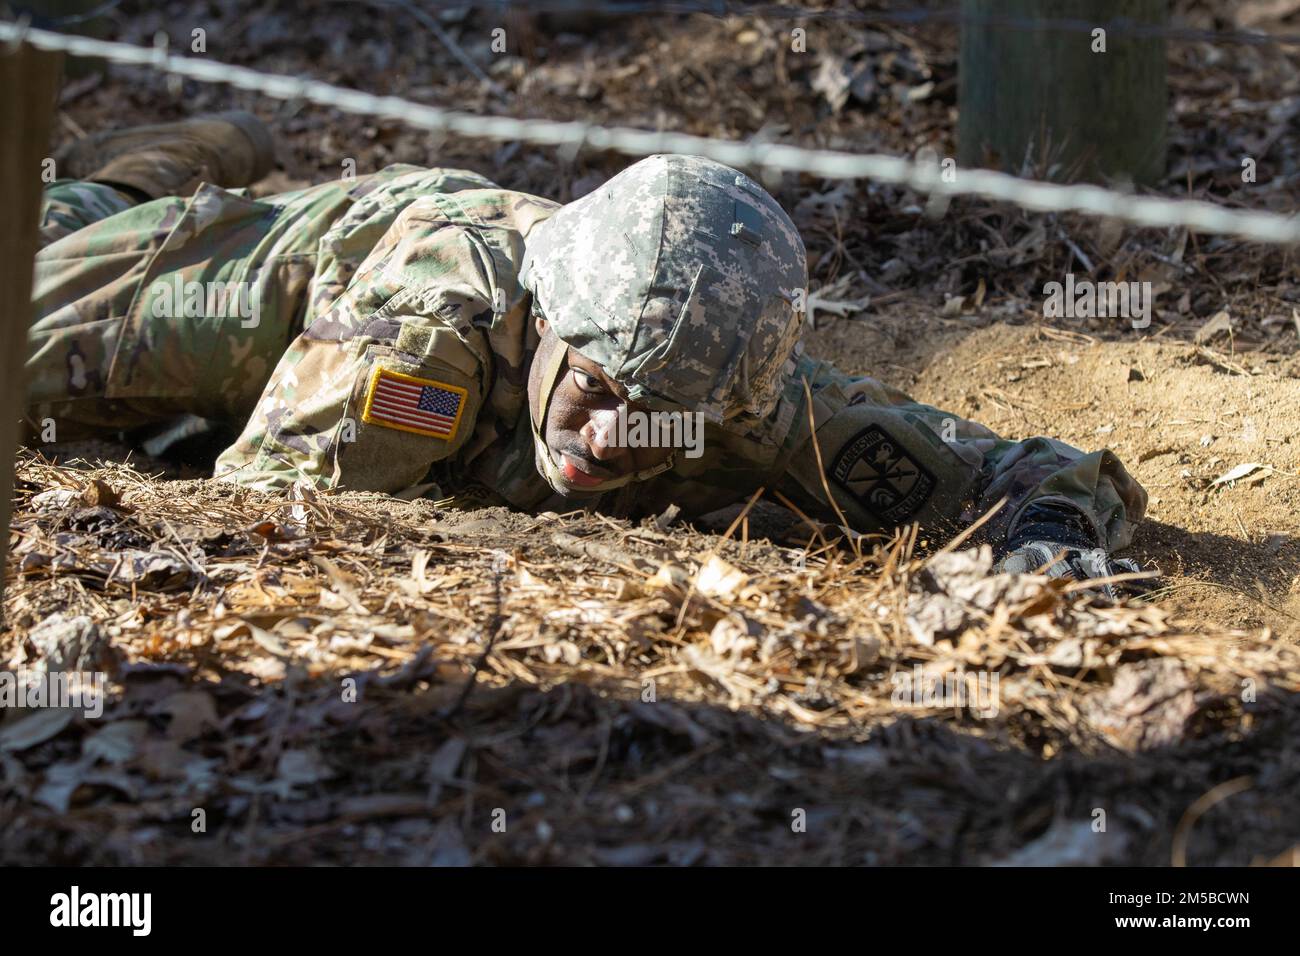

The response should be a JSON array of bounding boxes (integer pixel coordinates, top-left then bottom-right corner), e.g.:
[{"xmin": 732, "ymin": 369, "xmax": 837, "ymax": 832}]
[
  {"xmin": 810, "ymin": 309, "xmax": 1300, "ymax": 638},
  {"xmin": 4, "ymin": 0, "xmax": 1300, "ymax": 865}
]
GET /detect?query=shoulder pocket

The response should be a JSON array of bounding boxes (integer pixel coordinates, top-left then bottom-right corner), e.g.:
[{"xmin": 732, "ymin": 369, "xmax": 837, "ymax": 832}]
[{"xmin": 330, "ymin": 344, "xmax": 481, "ymax": 493}]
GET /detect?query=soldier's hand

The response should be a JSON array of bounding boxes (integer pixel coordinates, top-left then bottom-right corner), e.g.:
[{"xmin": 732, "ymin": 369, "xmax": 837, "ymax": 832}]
[
  {"xmin": 995, "ymin": 541, "xmax": 1154, "ymax": 600},
  {"xmin": 996, "ymin": 500, "xmax": 1157, "ymax": 600}
]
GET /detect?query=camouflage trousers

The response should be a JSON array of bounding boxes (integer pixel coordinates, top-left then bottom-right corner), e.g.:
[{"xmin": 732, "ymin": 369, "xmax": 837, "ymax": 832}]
[
  {"xmin": 25, "ymin": 165, "xmax": 495, "ymax": 447},
  {"xmin": 28, "ymin": 180, "xmax": 276, "ymax": 444},
  {"xmin": 23, "ymin": 168, "xmax": 398, "ymax": 446},
  {"xmin": 40, "ymin": 180, "xmax": 138, "ymax": 248}
]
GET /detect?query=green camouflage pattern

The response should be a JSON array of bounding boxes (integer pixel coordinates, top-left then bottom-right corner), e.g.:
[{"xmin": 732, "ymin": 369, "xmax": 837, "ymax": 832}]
[
  {"xmin": 23, "ymin": 157, "xmax": 1147, "ymax": 552},
  {"xmin": 771, "ymin": 358, "xmax": 1144, "ymax": 550},
  {"xmin": 27, "ymin": 164, "xmax": 498, "ymax": 439},
  {"xmin": 522, "ymin": 154, "xmax": 807, "ymax": 422},
  {"xmin": 40, "ymin": 180, "xmax": 139, "ymax": 247}
]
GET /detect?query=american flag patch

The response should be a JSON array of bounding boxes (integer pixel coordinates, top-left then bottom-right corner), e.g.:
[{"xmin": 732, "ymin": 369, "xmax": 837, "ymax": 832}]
[{"xmin": 361, "ymin": 367, "xmax": 468, "ymax": 440}]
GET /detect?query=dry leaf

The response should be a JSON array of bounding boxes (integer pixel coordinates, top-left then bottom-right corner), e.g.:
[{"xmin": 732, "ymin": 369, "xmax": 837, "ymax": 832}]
[
  {"xmin": 80, "ymin": 478, "xmax": 122, "ymax": 509},
  {"xmin": 83, "ymin": 719, "xmax": 147, "ymax": 764},
  {"xmin": 1211, "ymin": 462, "xmax": 1271, "ymax": 487},
  {"xmin": 0, "ymin": 708, "xmax": 75, "ymax": 752},
  {"xmin": 276, "ymin": 748, "xmax": 334, "ymax": 786},
  {"xmin": 696, "ymin": 555, "xmax": 748, "ymax": 599},
  {"xmin": 990, "ymin": 819, "xmax": 1128, "ymax": 866},
  {"xmin": 1194, "ymin": 310, "xmax": 1233, "ymax": 345},
  {"xmin": 154, "ymin": 691, "xmax": 218, "ymax": 742}
]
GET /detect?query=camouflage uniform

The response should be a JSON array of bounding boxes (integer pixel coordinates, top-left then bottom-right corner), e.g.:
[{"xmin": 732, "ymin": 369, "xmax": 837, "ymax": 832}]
[{"xmin": 25, "ymin": 159, "xmax": 1147, "ymax": 552}]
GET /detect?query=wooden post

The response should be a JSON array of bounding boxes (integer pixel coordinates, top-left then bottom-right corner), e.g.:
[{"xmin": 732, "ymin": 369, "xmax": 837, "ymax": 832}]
[
  {"xmin": 0, "ymin": 41, "xmax": 63, "ymax": 612},
  {"xmin": 958, "ymin": 0, "xmax": 1167, "ymax": 185}
]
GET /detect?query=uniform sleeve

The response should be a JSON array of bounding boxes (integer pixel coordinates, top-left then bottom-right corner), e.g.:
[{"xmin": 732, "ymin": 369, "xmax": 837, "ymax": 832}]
[
  {"xmin": 214, "ymin": 208, "xmax": 493, "ymax": 495},
  {"xmin": 773, "ymin": 357, "xmax": 1148, "ymax": 552}
]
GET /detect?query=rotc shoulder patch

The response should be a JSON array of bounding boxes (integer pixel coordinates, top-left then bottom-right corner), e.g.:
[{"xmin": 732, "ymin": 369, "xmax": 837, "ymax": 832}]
[
  {"xmin": 362, "ymin": 367, "xmax": 468, "ymax": 441},
  {"xmin": 829, "ymin": 424, "xmax": 935, "ymax": 525}
]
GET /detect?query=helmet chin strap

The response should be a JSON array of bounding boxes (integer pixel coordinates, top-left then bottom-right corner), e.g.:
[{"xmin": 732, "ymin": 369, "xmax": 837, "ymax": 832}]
[{"xmin": 530, "ymin": 340, "xmax": 678, "ymax": 496}]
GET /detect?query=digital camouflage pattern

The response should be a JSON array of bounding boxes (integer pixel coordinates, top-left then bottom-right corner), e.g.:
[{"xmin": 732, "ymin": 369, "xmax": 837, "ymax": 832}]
[
  {"xmin": 522, "ymin": 154, "xmax": 807, "ymax": 422},
  {"xmin": 24, "ymin": 157, "xmax": 1147, "ymax": 552}
]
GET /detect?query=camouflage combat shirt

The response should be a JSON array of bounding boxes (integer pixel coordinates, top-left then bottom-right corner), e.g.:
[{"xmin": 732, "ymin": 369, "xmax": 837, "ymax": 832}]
[{"xmin": 27, "ymin": 164, "xmax": 1147, "ymax": 551}]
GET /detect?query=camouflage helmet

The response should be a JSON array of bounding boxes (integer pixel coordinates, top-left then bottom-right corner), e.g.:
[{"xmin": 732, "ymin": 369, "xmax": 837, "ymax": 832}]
[{"xmin": 520, "ymin": 154, "xmax": 807, "ymax": 423}]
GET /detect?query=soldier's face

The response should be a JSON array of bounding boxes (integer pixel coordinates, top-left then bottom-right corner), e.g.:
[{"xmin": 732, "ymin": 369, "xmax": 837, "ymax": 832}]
[{"xmin": 529, "ymin": 318, "xmax": 675, "ymax": 491}]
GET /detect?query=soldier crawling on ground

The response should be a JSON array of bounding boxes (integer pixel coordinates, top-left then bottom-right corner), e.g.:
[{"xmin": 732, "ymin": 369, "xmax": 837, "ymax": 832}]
[{"xmin": 24, "ymin": 112, "xmax": 1152, "ymax": 594}]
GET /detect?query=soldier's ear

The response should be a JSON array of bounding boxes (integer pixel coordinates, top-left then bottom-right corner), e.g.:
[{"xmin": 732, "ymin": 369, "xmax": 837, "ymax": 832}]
[{"xmin": 534, "ymin": 312, "xmax": 549, "ymax": 338}]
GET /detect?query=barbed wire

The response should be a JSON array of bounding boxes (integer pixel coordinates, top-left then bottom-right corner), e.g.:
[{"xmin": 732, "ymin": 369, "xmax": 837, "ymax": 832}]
[
  {"xmin": 3, "ymin": 18, "xmax": 1299, "ymax": 245},
  {"xmin": 431, "ymin": 0, "xmax": 1300, "ymax": 49}
]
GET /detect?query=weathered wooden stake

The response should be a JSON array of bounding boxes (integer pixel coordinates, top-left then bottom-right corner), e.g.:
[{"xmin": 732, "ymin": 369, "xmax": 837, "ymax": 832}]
[
  {"xmin": 0, "ymin": 41, "xmax": 63, "ymax": 613},
  {"xmin": 958, "ymin": 0, "xmax": 1167, "ymax": 185}
]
